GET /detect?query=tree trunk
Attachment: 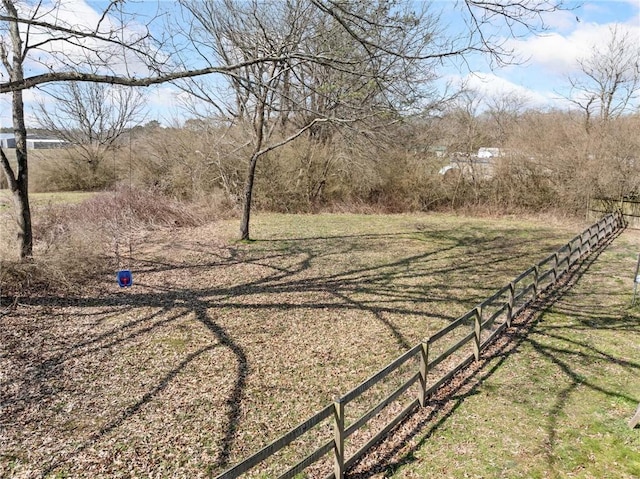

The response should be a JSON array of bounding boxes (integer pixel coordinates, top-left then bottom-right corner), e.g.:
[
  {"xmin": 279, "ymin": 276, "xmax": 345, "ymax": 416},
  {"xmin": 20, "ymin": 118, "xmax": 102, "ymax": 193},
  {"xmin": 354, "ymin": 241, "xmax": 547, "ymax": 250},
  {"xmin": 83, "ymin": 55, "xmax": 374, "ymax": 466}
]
[
  {"xmin": 13, "ymin": 175, "xmax": 32, "ymax": 259},
  {"xmin": 0, "ymin": 98, "xmax": 32, "ymax": 260},
  {"xmin": 239, "ymin": 94, "xmax": 266, "ymax": 241},
  {"xmin": 12, "ymin": 89, "xmax": 32, "ymax": 259},
  {"xmin": 239, "ymin": 153, "xmax": 259, "ymax": 241},
  {"xmin": 0, "ymin": 147, "xmax": 30, "ymax": 259},
  {"xmin": 3, "ymin": 1, "xmax": 33, "ymax": 260}
]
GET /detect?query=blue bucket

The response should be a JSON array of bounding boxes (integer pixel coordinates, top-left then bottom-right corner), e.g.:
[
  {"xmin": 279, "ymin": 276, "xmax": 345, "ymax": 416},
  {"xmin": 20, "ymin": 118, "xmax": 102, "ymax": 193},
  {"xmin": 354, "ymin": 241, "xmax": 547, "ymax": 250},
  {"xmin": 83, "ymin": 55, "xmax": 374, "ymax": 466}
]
[{"xmin": 116, "ymin": 269, "xmax": 133, "ymax": 288}]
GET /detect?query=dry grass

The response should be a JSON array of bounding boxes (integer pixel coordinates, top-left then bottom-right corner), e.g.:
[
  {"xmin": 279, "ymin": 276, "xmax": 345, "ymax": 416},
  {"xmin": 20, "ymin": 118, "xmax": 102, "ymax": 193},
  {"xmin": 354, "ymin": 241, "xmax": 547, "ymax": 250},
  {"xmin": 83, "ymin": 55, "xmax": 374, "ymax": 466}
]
[
  {"xmin": 0, "ymin": 188, "xmax": 207, "ymax": 295},
  {"xmin": 1, "ymin": 211, "xmax": 593, "ymax": 478},
  {"xmin": 349, "ymin": 228, "xmax": 640, "ymax": 479}
]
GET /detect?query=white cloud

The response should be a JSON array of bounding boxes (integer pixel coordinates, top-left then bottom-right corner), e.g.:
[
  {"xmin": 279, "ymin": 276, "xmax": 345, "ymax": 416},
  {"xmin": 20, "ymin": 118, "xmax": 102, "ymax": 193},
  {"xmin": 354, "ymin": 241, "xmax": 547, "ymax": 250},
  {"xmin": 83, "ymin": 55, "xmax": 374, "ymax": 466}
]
[
  {"xmin": 13, "ymin": 0, "xmax": 156, "ymax": 77},
  {"xmin": 510, "ymin": 32, "xmax": 584, "ymax": 75},
  {"xmin": 458, "ymin": 72, "xmax": 555, "ymax": 109},
  {"xmin": 507, "ymin": 20, "xmax": 640, "ymax": 76}
]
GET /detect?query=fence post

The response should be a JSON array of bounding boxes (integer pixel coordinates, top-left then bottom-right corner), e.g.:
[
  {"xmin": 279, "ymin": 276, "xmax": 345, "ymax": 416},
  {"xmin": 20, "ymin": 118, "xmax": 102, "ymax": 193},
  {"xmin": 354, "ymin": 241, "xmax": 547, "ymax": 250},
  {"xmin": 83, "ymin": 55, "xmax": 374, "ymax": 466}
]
[
  {"xmin": 333, "ymin": 399, "xmax": 345, "ymax": 479},
  {"xmin": 568, "ymin": 241, "xmax": 575, "ymax": 268},
  {"xmin": 553, "ymin": 252, "xmax": 559, "ymax": 283},
  {"xmin": 418, "ymin": 342, "xmax": 429, "ymax": 407},
  {"xmin": 507, "ymin": 281, "xmax": 515, "ymax": 327},
  {"xmin": 533, "ymin": 265, "xmax": 539, "ymax": 298},
  {"xmin": 473, "ymin": 306, "xmax": 482, "ymax": 361},
  {"xmin": 598, "ymin": 221, "xmax": 605, "ymax": 242}
]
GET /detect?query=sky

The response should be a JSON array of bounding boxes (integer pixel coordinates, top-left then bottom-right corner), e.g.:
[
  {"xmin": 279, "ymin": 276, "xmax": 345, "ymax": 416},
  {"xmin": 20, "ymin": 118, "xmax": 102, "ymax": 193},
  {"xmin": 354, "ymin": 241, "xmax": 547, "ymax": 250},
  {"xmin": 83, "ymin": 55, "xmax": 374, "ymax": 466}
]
[
  {"xmin": 437, "ymin": 0, "xmax": 640, "ymax": 110},
  {"xmin": 0, "ymin": 0, "xmax": 639, "ymax": 129}
]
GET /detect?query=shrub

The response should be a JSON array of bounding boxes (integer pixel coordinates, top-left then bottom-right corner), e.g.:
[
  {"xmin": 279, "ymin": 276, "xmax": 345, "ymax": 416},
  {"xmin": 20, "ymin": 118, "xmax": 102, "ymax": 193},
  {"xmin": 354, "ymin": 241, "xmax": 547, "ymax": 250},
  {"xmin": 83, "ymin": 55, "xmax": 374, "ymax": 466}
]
[
  {"xmin": 0, "ymin": 188, "xmax": 212, "ymax": 296},
  {"xmin": 30, "ymin": 149, "xmax": 117, "ymax": 192}
]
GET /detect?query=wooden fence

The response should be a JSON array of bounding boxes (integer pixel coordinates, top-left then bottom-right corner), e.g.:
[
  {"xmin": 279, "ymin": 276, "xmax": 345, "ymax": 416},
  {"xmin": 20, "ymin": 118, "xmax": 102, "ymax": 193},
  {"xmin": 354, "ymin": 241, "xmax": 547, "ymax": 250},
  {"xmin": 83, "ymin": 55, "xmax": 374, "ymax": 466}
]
[
  {"xmin": 589, "ymin": 197, "xmax": 640, "ymax": 228},
  {"xmin": 215, "ymin": 212, "xmax": 624, "ymax": 479}
]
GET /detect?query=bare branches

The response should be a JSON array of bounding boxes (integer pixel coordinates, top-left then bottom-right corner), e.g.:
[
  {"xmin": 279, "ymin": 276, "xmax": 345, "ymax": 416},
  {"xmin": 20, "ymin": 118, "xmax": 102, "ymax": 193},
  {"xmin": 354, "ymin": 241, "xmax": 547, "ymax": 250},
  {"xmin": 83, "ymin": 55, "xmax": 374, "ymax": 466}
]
[
  {"xmin": 0, "ymin": 0, "xmax": 578, "ymax": 254},
  {"xmin": 0, "ymin": 0, "xmax": 575, "ymax": 94},
  {"xmin": 0, "ymin": 53, "xmax": 303, "ymax": 93},
  {"xmin": 35, "ymin": 81, "xmax": 146, "ymax": 169},
  {"xmin": 564, "ymin": 25, "xmax": 640, "ymax": 130},
  {"xmin": 461, "ymin": 0, "xmax": 570, "ymax": 66},
  {"xmin": 309, "ymin": 0, "xmax": 570, "ymax": 68},
  {"xmin": 0, "ymin": 11, "xmax": 148, "ymax": 50},
  {"xmin": 463, "ymin": 0, "xmax": 569, "ymax": 35},
  {"xmin": 310, "ymin": 0, "xmax": 468, "ymax": 62}
]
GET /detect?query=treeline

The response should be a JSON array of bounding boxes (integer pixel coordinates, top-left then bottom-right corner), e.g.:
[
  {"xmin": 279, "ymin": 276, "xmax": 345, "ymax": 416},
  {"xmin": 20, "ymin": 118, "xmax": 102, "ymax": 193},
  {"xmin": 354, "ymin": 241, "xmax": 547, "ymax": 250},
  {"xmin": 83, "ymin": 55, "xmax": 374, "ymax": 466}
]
[
  {"xmin": 29, "ymin": 107, "xmax": 640, "ymax": 217},
  {"xmin": 4, "ymin": 1, "xmax": 638, "ymax": 260}
]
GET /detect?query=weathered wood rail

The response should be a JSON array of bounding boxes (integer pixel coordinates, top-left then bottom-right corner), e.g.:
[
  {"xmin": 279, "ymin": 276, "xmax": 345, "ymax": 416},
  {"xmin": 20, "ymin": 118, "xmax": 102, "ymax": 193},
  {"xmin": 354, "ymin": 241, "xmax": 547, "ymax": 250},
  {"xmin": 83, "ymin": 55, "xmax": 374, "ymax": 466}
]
[
  {"xmin": 215, "ymin": 212, "xmax": 624, "ymax": 479},
  {"xmin": 590, "ymin": 196, "xmax": 640, "ymax": 228}
]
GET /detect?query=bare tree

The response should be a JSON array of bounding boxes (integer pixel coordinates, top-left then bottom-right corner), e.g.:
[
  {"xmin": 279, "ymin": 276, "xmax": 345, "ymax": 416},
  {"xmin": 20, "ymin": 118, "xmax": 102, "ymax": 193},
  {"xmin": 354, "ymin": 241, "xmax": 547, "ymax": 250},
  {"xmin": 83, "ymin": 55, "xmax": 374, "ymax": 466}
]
[
  {"xmin": 0, "ymin": 0, "xmax": 33, "ymax": 260},
  {"xmin": 177, "ymin": 0, "xmax": 445, "ymax": 240},
  {"xmin": 179, "ymin": 0, "xmax": 569, "ymax": 240},
  {"xmin": 0, "ymin": 0, "xmax": 571, "ymax": 257},
  {"xmin": 0, "ymin": 0, "xmax": 294, "ymax": 259},
  {"xmin": 485, "ymin": 90, "xmax": 530, "ymax": 145},
  {"xmin": 0, "ymin": 0, "xmax": 156, "ymax": 258},
  {"xmin": 442, "ymin": 87, "xmax": 489, "ymax": 156},
  {"xmin": 565, "ymin": 25, "xmax": 640, "ymax": 131},
  {"xmin": 35, "ymin": 81, "xmax": 146, "ymax": 175}
]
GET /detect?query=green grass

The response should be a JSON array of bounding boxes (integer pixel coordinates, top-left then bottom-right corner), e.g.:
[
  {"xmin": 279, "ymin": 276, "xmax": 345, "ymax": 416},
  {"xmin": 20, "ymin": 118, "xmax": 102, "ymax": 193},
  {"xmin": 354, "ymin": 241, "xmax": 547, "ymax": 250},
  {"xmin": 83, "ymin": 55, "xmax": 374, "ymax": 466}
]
[
  {"xmin": 3, "ymin": 211, "xmax": 635, "ymax": 478},
  {"xmin": 374, "ymin": 228, "xmax": 640, "ymax": 479},
  {"xmin": 0, "ymin": 189, "xmax": 96, "ymax": 210},
  {"xmin": 29, "ymin": 191, "xmax": 97, "ymax": 205}
]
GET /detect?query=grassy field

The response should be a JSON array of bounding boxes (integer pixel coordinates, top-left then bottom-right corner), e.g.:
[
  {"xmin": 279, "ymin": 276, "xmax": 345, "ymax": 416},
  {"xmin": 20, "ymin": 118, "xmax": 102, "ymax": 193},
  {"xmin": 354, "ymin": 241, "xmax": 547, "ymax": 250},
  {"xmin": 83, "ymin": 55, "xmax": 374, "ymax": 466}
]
[
  {"xmin": 1, "ymin": 210, "xmax": 637, "ymax": 478},
  {"xmin": 349, "ymin": 226, "xmax": 640, "ymax": 479},
  {"xmin": 0, "ymin": 190, "xmax": 96, "ymax": 208}
]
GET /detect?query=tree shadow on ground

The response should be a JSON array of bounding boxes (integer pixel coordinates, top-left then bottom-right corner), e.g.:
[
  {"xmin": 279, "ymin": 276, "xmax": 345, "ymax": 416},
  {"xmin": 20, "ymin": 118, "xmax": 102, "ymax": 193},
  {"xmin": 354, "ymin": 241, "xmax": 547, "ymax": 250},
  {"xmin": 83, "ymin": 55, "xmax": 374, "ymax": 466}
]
[
  {"xmin": 0, "ymin": 225, "xmax": 583, "ymax": 477},
  {"xmin": 348, "ymin": 227, "xmax": 638, "ymax": 478}
]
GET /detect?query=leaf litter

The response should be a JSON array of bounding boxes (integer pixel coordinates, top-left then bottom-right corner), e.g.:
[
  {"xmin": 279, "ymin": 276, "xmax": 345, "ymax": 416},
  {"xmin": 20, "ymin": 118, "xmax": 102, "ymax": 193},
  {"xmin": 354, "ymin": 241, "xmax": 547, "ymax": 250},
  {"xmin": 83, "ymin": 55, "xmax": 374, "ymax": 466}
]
[{"xmin": 1, "ymin": 213, "xmax": 587, "ymax": 478}]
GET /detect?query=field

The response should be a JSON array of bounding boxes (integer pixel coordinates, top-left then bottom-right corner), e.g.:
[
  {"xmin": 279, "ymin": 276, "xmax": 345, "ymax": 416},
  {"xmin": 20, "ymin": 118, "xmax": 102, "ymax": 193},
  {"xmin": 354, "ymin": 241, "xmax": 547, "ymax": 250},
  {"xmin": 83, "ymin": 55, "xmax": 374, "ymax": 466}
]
[
  {"xmin": 349, "ymin": 224, "xmax": 640, "ymax": 479},
  {"xmin": 1, "ymin": 210, "xmax": 638, "ymax": 478},
  {"xmin": 0, "ymin": 190, "xmax": 96, "ymax": 210}
]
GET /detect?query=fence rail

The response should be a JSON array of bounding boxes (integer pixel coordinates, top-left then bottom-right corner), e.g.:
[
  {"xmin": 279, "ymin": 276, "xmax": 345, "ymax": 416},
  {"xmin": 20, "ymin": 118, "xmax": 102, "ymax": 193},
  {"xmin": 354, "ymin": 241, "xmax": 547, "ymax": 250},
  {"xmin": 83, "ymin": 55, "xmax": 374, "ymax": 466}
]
[
  {"xmin": 215, "ymin": 212, "xmax": 624, "ymax": 479},
  {"xmin": 589, "ymin": 197, "xmax": 640, "ymax": 228}
]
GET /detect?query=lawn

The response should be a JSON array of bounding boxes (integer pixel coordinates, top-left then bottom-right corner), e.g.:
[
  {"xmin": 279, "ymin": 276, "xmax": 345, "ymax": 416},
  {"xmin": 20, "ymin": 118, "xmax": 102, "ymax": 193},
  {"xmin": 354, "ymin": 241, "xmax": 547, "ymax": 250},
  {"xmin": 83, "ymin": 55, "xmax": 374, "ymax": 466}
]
[
  {"xmin": 0, "ymin": 190, "xmax": 96, "ymax": 210},
  {"xmin": 348, "ymin": 226, "xmax": 640, "ymax": 479},
  {"xmin": 2, "ymin": 211, "xmax": 635, "ymax": 478}
]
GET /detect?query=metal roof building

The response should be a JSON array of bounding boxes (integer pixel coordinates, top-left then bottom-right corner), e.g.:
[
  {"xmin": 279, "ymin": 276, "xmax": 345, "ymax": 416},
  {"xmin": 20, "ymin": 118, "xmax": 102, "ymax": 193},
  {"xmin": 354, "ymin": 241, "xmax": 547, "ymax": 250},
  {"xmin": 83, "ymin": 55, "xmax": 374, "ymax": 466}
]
[{"xmin": 0, "ymin": 133, "xmax": 66, "ymax": 149}]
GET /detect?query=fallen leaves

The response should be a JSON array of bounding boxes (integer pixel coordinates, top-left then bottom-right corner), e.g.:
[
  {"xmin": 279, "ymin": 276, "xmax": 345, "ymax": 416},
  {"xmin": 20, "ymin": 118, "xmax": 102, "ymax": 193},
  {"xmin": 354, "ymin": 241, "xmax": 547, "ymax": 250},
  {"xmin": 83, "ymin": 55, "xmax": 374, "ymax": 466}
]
[{"xmin": 0, "ymin": 213, "xmax": 585, "ymax": 478}]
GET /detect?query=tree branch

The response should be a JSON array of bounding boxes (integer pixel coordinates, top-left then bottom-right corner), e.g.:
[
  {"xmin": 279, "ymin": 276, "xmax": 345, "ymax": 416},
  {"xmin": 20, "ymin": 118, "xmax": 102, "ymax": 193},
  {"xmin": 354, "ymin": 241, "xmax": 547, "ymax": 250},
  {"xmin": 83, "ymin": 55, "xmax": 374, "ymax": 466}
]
[{"xmin": 0, "ymin": 147, "xmax": 18, "ymax": 192}]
